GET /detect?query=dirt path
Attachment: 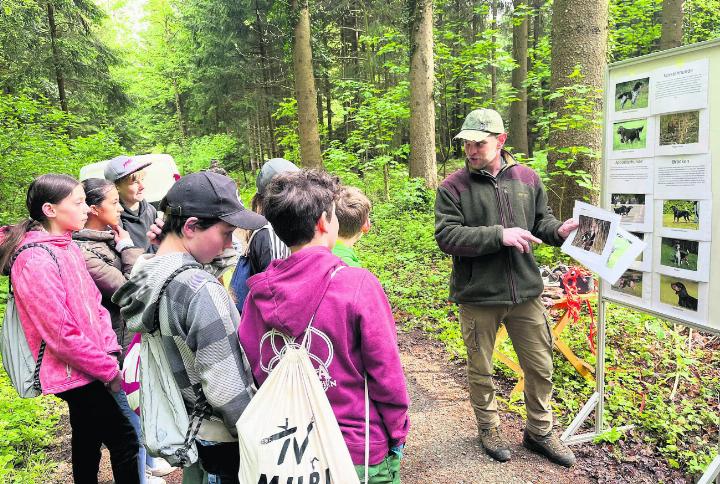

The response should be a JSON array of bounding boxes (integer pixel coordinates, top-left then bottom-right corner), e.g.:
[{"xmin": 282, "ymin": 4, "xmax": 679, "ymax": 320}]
[
  {"xmin": 51, "ymin": 328, "xmax": 687, "ymax": 483},
  {"xmin": 399, "ymin": 329, "xmax": 590, "ymax": 483}
]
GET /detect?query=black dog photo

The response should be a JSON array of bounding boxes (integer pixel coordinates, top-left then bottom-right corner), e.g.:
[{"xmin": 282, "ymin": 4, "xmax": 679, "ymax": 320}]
[
  {"xmin": 662, "ymin": 200, "xmax": 699, "ymax": 230},
  {"xmin": 613, "ymin": 119, "xmax": 647, "ymax": 150},
  {"xmin": 570, "ymin": 215, "xmax": 611, "ymax": 255},
  {"xmin": 614, "ymin": 78, "xmax": 649, "ymax": 111},
  {"xmin": 610, "ymin": 194, "xmax": 645, "ymax": 224},
  {"xmin": 660, "ymin": 275, "xmax": 699, "ymax": 312}
]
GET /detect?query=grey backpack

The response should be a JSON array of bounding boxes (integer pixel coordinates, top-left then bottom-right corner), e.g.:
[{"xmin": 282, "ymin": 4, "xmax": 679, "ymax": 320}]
[
  {"xmin": 1, "ymin": 244, "xmax": 59, "ymax": 398},
  {"xmin": 140, "ymin": 264, "xmax": 208, "ymax": 467}
]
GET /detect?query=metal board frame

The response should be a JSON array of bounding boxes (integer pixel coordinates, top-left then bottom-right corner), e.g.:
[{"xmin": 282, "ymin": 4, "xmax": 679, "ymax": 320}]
[{"xmin": 561, "ymin": 39, "xmax": 720, "ymax": 483}]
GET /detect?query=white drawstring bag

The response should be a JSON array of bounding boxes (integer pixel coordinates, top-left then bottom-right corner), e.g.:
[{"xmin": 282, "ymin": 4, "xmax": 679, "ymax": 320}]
[{"xmin": 236, "ymin": 267, "xmax": 364, "ymax": 484}]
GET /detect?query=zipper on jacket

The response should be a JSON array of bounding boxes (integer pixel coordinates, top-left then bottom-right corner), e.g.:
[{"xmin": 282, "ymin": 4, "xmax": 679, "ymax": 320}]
[
  {"xmin": 65, "ymin": 364, "xmax": 71, "ymax": 379},
  {"xmin": 492, "ymin": 179, "xmax": 519, "ymax": 304}
]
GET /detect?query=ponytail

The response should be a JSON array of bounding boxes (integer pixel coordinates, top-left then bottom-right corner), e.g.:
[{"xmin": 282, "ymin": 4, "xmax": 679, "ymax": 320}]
[
  {"xmin": 0, "ymin": 219, "xmax": 40, "ymax": 275},
  {"xmin": 0, "ymin": 173, "xmax": 79, "ymax": 275}
]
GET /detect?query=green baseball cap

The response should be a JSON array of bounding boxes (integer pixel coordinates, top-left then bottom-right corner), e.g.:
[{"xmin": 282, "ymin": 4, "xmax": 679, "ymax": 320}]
[{"xmin": 454, "ymin": 108, "xmax": 505, "ymax": 142}]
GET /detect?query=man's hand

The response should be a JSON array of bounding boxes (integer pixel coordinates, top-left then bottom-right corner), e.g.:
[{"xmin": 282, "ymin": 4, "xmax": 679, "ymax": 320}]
[
  {"xmin": 502, "ymin": 227, "xmax": 542, "ymax": 253},
  {"xmin": 146, "ymin": 217, "xmax": 164, "ymax": 245},
  {"xmin": 557, "ymin": 218, "xmax": 579, "ymax": 240}
]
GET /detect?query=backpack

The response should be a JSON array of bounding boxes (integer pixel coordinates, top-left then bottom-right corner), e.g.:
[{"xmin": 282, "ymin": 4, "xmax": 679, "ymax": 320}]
[
  {"xmin": 229, "ymin": 226, "xmax": 264, "ymax": 314},
  {"xmin": 236, "ymin": 267, "xmax": 368, "ymax": 484},
  {"xmin": 139, "ymin": 264, "xmax": 208, "ymax": 467},
  {"xmin": 1, "ymin": 243, "xmax": 60, "ymax": 398}
]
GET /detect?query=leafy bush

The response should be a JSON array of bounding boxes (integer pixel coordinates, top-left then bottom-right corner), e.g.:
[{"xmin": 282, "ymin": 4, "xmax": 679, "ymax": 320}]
[{"xmin": 0, "ymin": 94, "xmax": 122, "ymax": 226}]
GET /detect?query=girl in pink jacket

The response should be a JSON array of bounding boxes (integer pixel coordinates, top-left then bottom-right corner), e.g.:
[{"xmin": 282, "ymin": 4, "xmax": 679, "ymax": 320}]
[{"xmin": 0, "ymin": 174, "xmax": 139, "ymax": 484}]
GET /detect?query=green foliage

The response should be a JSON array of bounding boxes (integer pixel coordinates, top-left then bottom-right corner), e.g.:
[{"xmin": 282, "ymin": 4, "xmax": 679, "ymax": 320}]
[
  {"xmin": 0, "ymin": 94, "xmax": 122, "ymax": 225},
  {"xmin": 172, "ymin": 134, "xmax": 239, "ymax": 175}
]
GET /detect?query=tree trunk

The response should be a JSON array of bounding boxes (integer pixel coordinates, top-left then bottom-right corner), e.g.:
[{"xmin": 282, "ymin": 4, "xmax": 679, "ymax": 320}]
[
  {"xmin": 292, "ymin": 0, "xmax": 323, "ymax": 168},
  {"xmin": 490, "ymin": 0, "xmax": 499, "ymax": 102},
  {"xmin": 325, "ymin": 74, "xmax": 333, "ymax": 140},
  {"xmin": 546, "ymin": 0, "xmax": 608, "ymax": 220},
  {"xmin": 255, "ymin": 0, "xmax": 278, "ymax": 158},
  {"xmin": 171, "ymin": 79, "xmax": 188, "ymax": 140},
  {"xmin": 509, "ymin": 0, "xmax": 529, "ymax": 156},
  {"xmin": 408, "ymin": 0, "xmax": 438, "ymax": 189},
  {"xmin": 527, "ymin": 0, "xmax": 545, "ymax": 154},
  {"xmin": 660, "ymin": 0, "xmax": 683, "ymax": 50},
  {"xmin": 47, "ymin": 2, "xmax": 68, "ymax": 113}
]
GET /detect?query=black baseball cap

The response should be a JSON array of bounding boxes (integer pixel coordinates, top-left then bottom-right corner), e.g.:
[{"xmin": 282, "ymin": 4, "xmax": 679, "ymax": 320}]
[{"xmin": 161, "ymin": 172, "xmax": 266, "ymax": 230}]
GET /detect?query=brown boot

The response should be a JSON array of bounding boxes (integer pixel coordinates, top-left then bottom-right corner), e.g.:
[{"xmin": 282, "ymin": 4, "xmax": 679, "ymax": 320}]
[
  {"xmin": 479, "ymin": 427, "xmax": 511, "ymax": 462},
  {"xmin": 523, "ymin": 429, "xmax": 576, "ymax": 467}
]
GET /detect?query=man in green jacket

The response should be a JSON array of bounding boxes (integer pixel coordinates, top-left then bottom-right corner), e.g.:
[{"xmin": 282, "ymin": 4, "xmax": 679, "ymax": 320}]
[{"xmin": 435, "ymin": 108, "xmax": 579, "ymax": 467}]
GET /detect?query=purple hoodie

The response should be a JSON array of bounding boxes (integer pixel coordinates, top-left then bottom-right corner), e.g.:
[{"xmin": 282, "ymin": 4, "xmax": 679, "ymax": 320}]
[{"xmin": 238, "ymin": 246, "xmax": 410, "ymax": 465}]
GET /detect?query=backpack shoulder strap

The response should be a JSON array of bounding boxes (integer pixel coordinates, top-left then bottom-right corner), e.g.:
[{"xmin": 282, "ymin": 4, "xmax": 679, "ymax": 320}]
[
  {"xmin": 244, "ymin": 223, "xmax": 270, "ymax": 257},
  {"xmin": 300, "ymin": 266, "xmax": 345, "ymax": 347},
  {"xmin": 8, "ymin": 243, "xmax": 61, "ymax": 393},
  {"xmin": 151, "ymin": 263, "xmax": 203, "ymax": 333}
]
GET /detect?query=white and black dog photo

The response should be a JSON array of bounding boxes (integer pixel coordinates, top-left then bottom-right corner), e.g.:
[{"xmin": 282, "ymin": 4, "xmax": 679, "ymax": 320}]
[
  {"xmin": 614, "ymin": 77, "xmax": 649, "ymax": 111},
  {"xmin": 660, "ymin": 238, "xmax": 699, "ymax": 271},
  {"xmin": 610, "ymin": 193, "xmax": 645, "ymax": 224}
]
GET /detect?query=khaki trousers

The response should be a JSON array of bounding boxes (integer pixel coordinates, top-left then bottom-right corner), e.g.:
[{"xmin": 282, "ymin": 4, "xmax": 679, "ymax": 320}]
[{"xmin": 459, "ymin": 297, "xmax": 554, "ymax": 435}]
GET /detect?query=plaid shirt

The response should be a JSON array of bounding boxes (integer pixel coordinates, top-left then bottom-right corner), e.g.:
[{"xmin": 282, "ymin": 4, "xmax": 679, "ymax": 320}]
[{"xmin": 113, "ymin": 252, "xmax": 254, "ymax": 440}]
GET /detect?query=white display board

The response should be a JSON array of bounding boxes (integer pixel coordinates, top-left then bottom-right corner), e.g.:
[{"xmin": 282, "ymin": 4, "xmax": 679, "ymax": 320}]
[{"xmin": 601, "ymin": 40, "xmax": 720, "ymax": 334}]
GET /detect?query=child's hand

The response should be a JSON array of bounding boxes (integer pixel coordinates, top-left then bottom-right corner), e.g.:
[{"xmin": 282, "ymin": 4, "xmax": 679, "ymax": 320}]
[
  {"xmin": 147, "ymin": 217, "xmax": 164, "ymax": 245},
  {"xmin": 111, "ymin": 224, "xmax": 132, "ymax": 246}
]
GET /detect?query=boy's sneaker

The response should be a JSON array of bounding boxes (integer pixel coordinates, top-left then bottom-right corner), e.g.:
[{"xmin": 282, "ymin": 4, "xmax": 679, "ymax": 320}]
[
  {"xmin": 479, "ymin": 427, "xmax": 511, "ymax": 462},
  {"xmin": 522, "ymin": 429, "xmax": 576, "ymax": 467},
  {"xmin": 148, "ymin": 457, "xmax": 177, "ymax": 477}
]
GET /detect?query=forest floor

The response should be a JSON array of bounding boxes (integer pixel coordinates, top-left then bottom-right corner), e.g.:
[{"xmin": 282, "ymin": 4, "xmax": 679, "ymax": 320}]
[{"xmin": 47, "ymin": 327, "xmax": 691, "ymax": 483}]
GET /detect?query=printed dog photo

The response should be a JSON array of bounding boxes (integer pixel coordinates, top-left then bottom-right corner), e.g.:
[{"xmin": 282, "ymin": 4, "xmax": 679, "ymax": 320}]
[
  {"xmin": 662, "ymin": 200, "xmax": 699, "ymax": 230},
  {"xmin": 614, "ymin": 78, "xmax": 649, "ymax": 111},
  {"xmin": 659, "ymin": 110, "xmax": 700, "ymax": 146},
  {"xmin": 659, "ymin": 275, "xmax": 699, "ymax": 312},
  {"xmin": 610, "ymin": 193, "xmax": 645, "ymax": 224},
  {"xmin": 660, "ymin": 238, "xmax": 699, "ymax": 271},
  {"xmin": 630, "ymin": 232, "xmax": 644, "ymax": 262},
  {"xmin": 570, "ymin": 215, "xmax": 611, "ymax": 255},
  {"xmin": 611, "ymin": 269, "xmax": 643, "ymax": 298},
  {"xmin": 613, "ymin": 119, "xmax": 647, "ymax": 150}
]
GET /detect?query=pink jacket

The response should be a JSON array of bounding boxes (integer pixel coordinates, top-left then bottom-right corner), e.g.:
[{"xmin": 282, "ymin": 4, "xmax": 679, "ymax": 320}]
[{"xmin": 6, "ymin": 229, "xmax": 120, "ymax": 395}]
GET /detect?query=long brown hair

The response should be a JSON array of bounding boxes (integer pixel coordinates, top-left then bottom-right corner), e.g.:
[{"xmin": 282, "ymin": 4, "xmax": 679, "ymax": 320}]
[{"xmin": 0, "ymin": 174, "xmax": 79, "ymax": 274}]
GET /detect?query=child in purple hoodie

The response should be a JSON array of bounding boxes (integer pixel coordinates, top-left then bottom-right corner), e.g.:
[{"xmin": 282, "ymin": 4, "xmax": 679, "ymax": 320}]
[{"xmin": 238, "ymin": 170, "xmax": 410, "ymax": 483}]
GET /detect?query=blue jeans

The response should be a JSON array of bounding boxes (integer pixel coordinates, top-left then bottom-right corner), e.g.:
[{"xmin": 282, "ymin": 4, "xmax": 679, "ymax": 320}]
[{"xmin": 113, "ymin": 390, "xmax": 146, "ymax": 484}]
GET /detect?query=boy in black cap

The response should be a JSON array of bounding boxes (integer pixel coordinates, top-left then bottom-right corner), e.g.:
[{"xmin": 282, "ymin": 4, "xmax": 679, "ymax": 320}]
[
  {"xmin": 104, "ymin": 155, "xmax": 157, "ymax": 251},
  {"xmin": 114, "ymin": 172, "xmax": 266, "ymax": 483}
]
